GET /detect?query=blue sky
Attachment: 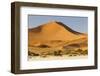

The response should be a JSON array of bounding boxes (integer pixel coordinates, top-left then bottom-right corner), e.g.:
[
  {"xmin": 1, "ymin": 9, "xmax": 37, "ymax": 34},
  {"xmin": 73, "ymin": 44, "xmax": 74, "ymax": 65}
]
[{"xmin": 28, "ymin": 15, "xmax": 88, "ymax": 33}]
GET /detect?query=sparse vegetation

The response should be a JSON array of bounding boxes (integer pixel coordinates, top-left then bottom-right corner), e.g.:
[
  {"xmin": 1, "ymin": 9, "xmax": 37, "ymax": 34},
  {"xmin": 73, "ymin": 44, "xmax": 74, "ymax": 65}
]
[
  {"xmin": 28, "ymin": 46, "xmax": 88, "ymax": 58},
  {"xmin": 28, "ymin": 51, "xmax": 39, "ymax": 56},
  {"xmin": 53, "ymin": 50, "xmax": 62, "ymax": 56}
]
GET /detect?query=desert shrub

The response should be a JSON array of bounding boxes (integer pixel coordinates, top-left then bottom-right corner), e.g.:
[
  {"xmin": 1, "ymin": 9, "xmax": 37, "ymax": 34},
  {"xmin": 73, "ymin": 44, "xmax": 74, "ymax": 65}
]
[
  {"xmin": 58, "ymin": 50, "xmax": 62, "ymax": 56},
  {"xmin": 53, "ymin": 50, "xmax": 62, "ymax": 56},
  {"xmin": 54, "ymin": 51, "xmax": 57, "ymax": 56},
  {"xmin": 82, "ymin": 49, "xmax": 88, "ymax": 55},
  {"xmin": 68, "ymin": 54, "xmax": 73, "ymax": 56},
  {"xmin": 33, "ymin": 53, "xmax": 39, "ymax": 56},
  {"xmin": 28, "ymin": 51, "xmax": 32, "ymax": 56},
  {"xmin": 28, "ymin": 51, "xmax": 39, "ymax": 56},
  {"xmin": 76, "ymin": 48, "xmax": 83, "ymax": 55},
  {"xmin": 77, "ymin": 49, "xmax": 83, "ymax": 52}
]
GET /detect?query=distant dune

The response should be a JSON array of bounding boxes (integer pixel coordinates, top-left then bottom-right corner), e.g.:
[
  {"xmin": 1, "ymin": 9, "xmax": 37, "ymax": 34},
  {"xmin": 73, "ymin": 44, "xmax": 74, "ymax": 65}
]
[{"xmin": 28, "ymin": 21, "xmax": 87, "ymax": 47}]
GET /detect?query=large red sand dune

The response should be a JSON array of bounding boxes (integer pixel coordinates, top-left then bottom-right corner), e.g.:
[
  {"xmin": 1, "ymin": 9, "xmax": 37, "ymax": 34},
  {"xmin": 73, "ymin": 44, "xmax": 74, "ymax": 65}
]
[{"xmin": 28, "ymin": 21, "xmax": 87, "ymax": 47}]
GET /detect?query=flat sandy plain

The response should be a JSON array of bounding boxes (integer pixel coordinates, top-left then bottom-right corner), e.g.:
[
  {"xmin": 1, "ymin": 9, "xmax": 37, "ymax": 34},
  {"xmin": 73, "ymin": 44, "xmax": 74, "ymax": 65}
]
[{"xmin": 28, "ymin": 55, "xmax": 88, "ymax": 61}]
